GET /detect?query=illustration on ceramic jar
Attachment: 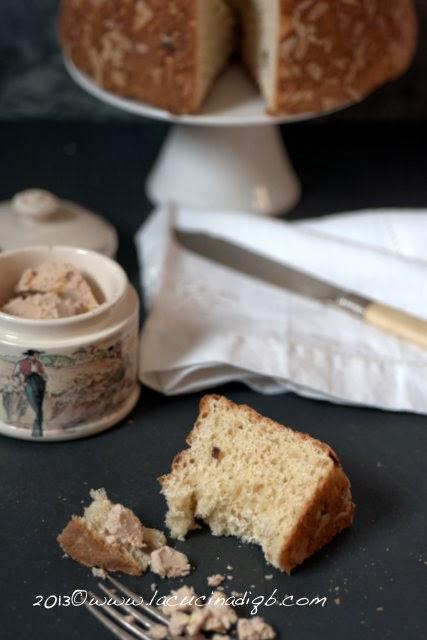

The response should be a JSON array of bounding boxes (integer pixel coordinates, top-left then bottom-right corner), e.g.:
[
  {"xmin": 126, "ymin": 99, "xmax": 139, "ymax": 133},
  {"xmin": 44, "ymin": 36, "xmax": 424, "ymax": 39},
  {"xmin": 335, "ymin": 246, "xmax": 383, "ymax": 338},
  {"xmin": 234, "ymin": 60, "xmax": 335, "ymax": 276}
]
[
  {"xmin": 8, "ymin": 349, "xmax": 47, "ymax": 437},
  {"xmin": 0, "ymin": 333, "xmax": 137, "ymax": 439}
]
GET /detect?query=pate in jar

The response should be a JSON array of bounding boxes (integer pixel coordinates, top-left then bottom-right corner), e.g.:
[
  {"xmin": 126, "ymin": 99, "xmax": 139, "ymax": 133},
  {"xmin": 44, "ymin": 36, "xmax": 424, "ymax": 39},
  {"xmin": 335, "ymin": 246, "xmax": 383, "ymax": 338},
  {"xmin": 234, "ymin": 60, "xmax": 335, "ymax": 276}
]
[{"xmin": 0, "ymin": 246, "xmax": 140, "ymax": 441}]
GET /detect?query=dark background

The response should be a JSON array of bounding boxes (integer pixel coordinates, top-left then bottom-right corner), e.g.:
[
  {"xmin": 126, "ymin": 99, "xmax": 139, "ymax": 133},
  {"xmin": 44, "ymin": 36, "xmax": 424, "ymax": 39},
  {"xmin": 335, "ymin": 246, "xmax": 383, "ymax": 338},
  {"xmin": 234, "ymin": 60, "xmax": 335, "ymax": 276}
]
[
  {"xmin": 1, "ymin": 122, "xmax": 427, "ymax": 640},
  {"xmin": 0, "ymin": 0, "xmax": 427, "ymax": 122},
  {"xmin": 1, "ymin": 3, "xmax": 427, "ymax": 640}
]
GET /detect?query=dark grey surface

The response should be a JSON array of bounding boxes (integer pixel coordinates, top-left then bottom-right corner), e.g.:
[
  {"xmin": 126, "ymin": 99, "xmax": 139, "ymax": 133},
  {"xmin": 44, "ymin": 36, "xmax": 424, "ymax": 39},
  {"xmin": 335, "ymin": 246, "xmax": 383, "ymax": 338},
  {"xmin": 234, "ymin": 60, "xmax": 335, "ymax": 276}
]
[
  {"xmin": 0, "ymin": 122, "xmax": 426, "ymax": 640},
  {"xmin": 1, "ymin": 0, "xmax": 427, "ymax": 122}
]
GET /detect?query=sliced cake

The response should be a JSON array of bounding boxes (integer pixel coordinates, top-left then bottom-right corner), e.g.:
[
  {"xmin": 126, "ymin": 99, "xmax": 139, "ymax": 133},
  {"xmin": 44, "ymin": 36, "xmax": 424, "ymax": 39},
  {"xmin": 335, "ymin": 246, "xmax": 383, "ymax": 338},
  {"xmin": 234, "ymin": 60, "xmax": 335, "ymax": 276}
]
[
  {"xmin": 160, "ymin": 395, "xmax": 354, "ymax": 573},
  {"xmin": 59, "ymin": 0, "xmax": 235, "ymax": 113},
  {"xmin": 236, "ymin": 0, "xmax": 417, "ymax": 114},
  {"xmin": 59, "ymin": 0, "xmax": 416, "ymax": 115}
]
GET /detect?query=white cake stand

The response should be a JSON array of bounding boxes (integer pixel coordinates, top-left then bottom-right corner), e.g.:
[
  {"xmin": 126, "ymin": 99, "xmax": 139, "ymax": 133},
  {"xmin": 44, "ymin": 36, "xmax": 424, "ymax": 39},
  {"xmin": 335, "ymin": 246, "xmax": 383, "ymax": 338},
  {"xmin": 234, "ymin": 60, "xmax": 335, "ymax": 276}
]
[{"xmin": 66, "ymin": 58, "xmax": 352, "ymax": 216}]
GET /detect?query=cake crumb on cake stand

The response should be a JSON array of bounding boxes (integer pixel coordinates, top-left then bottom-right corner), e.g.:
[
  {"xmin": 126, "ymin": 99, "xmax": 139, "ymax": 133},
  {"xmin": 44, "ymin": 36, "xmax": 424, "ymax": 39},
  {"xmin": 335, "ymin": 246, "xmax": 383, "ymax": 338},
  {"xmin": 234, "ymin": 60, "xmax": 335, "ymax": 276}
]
[{"xmin": 65, "ymin": 59, "xmax": 355, "ymax": 216}]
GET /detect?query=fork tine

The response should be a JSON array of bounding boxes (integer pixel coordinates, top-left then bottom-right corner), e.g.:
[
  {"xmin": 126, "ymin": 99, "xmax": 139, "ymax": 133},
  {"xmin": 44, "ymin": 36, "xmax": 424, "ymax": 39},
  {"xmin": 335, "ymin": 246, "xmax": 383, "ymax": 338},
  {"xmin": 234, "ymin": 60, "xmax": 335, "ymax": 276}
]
[
  {"xmin": 98, "ymin": 583, "xmax": 154, "ymax": 630},
  {"xmin": 106, "ymin": 575, "xmax": 169, "ymax": 625},
  {"xmin": 90, "ymin": 589, "xmax": 153, "ymax": 640},
  {"xmin": 83, "ymin": 600, "xmax": 135, "ymax": 640}
]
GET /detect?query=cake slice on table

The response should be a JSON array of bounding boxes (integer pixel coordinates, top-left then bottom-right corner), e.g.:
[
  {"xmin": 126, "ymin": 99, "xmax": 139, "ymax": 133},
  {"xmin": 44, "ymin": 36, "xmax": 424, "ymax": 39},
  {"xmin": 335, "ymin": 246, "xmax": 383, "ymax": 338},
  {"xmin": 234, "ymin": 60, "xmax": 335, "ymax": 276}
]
[
  {"xmin": 160, "ymin": 395, "xmax": 354, "ymax": 574},
  {"xmin": 57, "ymin": 489, "xmax": 166, "ymax": 575}
]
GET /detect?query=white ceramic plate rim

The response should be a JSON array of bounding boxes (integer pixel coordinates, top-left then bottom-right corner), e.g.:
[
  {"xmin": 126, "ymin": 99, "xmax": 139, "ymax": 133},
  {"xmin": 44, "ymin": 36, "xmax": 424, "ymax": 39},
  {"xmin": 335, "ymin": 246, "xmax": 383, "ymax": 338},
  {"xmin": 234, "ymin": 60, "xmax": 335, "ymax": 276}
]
[{"xmin": 64, "ymin": 56, "xmax": 356, "ymax": 127}]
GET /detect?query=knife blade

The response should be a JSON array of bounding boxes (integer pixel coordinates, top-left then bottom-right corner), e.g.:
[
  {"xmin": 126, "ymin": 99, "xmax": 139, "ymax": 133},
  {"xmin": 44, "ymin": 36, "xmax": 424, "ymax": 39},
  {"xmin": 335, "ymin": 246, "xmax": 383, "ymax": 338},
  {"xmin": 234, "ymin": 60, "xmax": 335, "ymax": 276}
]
[{"xmin": 175, "ymin": 228, "xmax": 427, "ymax": 349}]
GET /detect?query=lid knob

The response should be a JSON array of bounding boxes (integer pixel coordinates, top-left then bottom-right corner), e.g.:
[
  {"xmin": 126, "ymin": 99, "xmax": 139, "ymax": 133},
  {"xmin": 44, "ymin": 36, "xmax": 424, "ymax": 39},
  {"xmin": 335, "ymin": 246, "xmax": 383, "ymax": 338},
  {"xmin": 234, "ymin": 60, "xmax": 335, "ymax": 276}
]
[{"xmin": 12, "ymin": 189, "xmax": 60, "ymax": 221}]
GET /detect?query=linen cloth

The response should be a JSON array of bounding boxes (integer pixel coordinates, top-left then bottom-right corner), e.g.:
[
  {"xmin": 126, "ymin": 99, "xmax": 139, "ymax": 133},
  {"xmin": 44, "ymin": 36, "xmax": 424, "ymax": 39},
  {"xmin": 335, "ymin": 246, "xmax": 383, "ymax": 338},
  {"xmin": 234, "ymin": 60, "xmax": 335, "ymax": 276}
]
[{"xmin": 136, "ymin": 205, "xmax": 427, "ymax": 413}]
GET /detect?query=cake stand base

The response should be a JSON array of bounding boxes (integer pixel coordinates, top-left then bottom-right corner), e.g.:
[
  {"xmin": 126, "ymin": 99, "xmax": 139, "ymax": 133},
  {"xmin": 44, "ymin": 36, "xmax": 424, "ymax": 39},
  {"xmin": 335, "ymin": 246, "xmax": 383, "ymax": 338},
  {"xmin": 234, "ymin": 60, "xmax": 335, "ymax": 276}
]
[{"xmin": 146, "ymin": 124, "xmax": 301, "ymax": 216}]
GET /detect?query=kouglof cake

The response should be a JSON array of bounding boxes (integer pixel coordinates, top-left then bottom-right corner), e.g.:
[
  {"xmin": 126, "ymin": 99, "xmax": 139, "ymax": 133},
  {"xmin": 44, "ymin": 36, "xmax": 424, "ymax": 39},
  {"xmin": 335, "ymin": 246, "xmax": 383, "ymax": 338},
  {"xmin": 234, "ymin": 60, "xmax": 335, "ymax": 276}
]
[{"xmin": 59, "ymin": 0, "xmax": 417, "ymax": 115}]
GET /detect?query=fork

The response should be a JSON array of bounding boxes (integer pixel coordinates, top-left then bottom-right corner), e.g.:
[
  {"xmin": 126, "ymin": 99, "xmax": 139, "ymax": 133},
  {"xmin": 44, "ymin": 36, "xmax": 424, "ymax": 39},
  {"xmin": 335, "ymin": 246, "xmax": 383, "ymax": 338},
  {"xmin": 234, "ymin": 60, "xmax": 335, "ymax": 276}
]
[{"xmin": 83, "ymin": 575, "xmax": 170, "ymax": 639}]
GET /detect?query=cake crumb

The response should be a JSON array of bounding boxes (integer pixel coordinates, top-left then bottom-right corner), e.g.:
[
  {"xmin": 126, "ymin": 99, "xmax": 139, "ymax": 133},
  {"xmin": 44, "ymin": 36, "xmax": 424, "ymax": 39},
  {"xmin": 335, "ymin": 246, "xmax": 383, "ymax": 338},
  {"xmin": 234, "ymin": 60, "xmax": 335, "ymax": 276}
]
[
  {"xmin": 226, "ymin": 574, "xmax": 233, "ymax": 581},
  {"xmin": 264, "ymin": 574, "xmax": 273, "ymax": 580},
  {"xmin": 226, "ymin": 565, "xmax": 233, "ymax": 570},
  {"xmin": 376, "ymin": 606, "xmax": 384, "ymax": 612},
  {"xmin": 334, "ymin": 597, "xmax": 341, "ymax": 605},
  {"xmin": 91, "ymin": 567, "xmax": 107, "ymax": 579},
  {"xmin": 150, "ymin": 582, "xmax": 157, "ymax": 592},
  {"xmin": 208, "ymin": 574, "xmax": 225, "ymax": 587}
]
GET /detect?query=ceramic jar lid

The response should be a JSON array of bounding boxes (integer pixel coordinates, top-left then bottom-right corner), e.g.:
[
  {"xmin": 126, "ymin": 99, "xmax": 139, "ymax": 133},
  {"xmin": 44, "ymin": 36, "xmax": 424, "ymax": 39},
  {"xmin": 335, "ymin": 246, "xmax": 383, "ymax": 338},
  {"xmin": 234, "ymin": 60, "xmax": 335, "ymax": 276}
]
[{"xmin": 0, "ymin": 189, "xmax": 118, "ymax": 257}]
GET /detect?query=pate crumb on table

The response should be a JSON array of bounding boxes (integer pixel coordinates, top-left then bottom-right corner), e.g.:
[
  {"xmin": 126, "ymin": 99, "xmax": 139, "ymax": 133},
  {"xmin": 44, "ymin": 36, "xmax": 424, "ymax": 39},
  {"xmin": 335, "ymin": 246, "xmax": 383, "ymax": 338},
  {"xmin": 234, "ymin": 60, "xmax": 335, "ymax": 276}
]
[
  {"xmin": 160, "ymin": 585, "xmax": 276, "ymax": 639},
  {"xmin": 207, "ymin": 573, "xmax": 225, "ymax": 587},
  {"xmin": 150, "ymin": 545, "xmax": 191, "ymax": 578}
]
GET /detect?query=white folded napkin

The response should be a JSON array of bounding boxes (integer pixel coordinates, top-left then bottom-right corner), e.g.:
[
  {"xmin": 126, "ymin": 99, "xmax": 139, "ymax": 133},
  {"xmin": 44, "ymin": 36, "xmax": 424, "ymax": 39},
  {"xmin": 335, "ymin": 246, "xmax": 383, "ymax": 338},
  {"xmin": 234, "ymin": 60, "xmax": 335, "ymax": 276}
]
[{"xmin": 136, "ymin": 205, "xmax": 427, "ymax": 413}]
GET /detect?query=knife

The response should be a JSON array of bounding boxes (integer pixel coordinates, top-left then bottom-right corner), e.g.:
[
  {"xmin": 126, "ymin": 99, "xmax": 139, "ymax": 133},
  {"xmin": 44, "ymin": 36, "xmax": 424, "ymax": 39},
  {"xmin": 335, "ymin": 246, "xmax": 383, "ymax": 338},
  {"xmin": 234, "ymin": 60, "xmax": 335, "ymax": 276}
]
[{"xmin": 175, "ymin": 229, "xmax": 427, "ymax": 350}]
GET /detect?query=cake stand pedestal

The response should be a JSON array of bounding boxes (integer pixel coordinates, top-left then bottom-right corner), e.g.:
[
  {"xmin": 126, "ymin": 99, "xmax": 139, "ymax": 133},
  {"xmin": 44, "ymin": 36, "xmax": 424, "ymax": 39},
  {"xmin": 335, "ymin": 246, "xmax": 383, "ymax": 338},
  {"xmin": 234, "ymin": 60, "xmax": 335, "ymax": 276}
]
[
  {"xmin": 147, "ymin": 123, "xmax": 299, "ymax": 214},
  {"xmin": 66, "ymin": 60, "xmax": 346, "ymax": 216}
]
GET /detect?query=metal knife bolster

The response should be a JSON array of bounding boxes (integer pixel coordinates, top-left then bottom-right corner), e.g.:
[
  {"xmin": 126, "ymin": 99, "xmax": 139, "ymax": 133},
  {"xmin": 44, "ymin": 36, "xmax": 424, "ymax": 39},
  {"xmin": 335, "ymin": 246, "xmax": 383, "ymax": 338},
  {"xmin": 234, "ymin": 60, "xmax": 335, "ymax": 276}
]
[{"xmin": 332, "ymin": 292, "xmax": 370, "ymax": 317}]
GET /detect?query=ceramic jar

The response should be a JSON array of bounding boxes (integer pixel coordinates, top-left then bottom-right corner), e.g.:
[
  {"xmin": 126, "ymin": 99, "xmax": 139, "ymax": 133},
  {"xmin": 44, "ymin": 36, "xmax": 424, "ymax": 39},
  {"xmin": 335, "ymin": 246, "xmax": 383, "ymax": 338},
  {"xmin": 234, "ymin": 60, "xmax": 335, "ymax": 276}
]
[
  {"xmin": 0, "ymin": 246, "xmax": 140, "ymax": 441},
  {"xmin": 0, "ymin": 189, "xmax": 118, "ymax": 256}
]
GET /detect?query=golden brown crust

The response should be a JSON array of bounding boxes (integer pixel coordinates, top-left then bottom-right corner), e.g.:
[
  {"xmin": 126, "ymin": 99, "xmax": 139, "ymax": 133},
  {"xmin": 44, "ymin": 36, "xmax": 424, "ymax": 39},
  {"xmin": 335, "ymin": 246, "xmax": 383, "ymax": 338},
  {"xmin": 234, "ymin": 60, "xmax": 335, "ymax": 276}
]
[
  {"xmin": 190, "ymin": 394, "xmax": 339, "ymax": 459},
  {"xmin": 59, "ymin": 0, "xmax": 199, "ymax": 113},
  {"xmin": 159, "ymin": 394, "xmax": 354, "ymax": 573},
  {"xmin": 272, "ymin": 0, "xmax": 417, "ymax": 115},
  {"xmin": 160, "ymin": 393, "xmax": 340, "ymax": 486},
  {"xmin": 279, "ymin": 464, "xmax": 354, "ymax": 573},
  {"xmin": 57, "ymin": 517, "xmax": 145, "ymax": 576}
]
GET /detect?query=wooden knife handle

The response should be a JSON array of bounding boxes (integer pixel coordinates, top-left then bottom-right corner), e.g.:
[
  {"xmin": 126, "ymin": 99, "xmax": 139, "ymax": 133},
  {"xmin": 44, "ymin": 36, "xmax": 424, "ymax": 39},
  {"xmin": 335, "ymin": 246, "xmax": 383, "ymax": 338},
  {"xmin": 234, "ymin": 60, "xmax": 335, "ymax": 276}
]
[{"xmin": 365, "ymin": 302, "xmax": 427, "ymax": 349}]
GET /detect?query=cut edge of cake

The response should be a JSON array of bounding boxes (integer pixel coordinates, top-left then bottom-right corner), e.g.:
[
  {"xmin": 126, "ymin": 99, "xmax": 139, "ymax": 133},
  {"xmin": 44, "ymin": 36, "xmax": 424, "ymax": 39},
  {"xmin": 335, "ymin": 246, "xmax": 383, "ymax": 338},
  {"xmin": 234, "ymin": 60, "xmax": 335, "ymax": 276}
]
[
  {"xmin": 59, "ymin": 0, "xmax": 235, "ymax": 114},
  {"xmin": 59, "ymin": 0, "xmax": 417, "ymax": 116},
  {"xmin": 159, "ymin": 395, "xmax": 355, "ymax": 574},
  {"xmin": 238, "ymin": 0, "xmax": 417, "ymax": 115}
]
